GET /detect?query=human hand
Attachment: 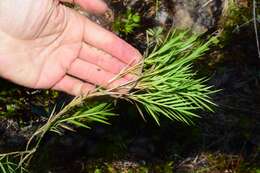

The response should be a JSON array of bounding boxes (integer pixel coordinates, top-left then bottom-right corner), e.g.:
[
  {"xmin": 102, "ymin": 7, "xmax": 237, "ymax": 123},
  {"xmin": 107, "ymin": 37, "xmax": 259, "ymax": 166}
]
[{"xmin": 0, "ymin": 0, "xmax": 142, "ymax": 95}]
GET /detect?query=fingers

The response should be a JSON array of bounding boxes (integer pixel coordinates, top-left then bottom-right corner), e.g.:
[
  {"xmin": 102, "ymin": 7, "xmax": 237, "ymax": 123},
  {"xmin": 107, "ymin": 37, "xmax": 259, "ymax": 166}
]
[
  {"xmin": 53, "ymin": 75, "xmax": 95, "ymax": 96},
  {"xmin": 83, "ymin": 17, "xmax": 142, "ymax": 66},
  {"xmin": 79, "ymin": 43, "xmax": 136, "ymax": 80},
  {"xmin": 60, "ymin": 0, "xmax": 108, "ymax": 14},
  {"xmin": 79, "ymin": 43, "xmax": 125, "ymax": 74},
  {"xmin": 67, "ymin": 59, "xmax": 130, "ymax": 89}
]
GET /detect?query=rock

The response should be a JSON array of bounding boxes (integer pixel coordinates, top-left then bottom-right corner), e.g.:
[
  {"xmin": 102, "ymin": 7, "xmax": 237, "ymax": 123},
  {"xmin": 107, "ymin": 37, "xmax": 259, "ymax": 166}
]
[
  {"xmin": 0, "ymin": 119, "xmax": 27, "ymax": 151},
  {"xmin": 167, "ymin": 0, "xmax": 223, "ymax": 33},
  {"xmin": 0, "ymin": 117, "xmax": 46, "ymax": 152},
  {"xmin": 106, "ymin": 0, "xmax": 224, "ymax": 34}
]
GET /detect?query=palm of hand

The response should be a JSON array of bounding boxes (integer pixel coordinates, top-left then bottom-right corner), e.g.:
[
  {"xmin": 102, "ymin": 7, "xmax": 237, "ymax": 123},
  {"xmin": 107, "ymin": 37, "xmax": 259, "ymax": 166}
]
[{"xmin": 0, "ymin": 0, "xmax": 141, "ymax": 95}]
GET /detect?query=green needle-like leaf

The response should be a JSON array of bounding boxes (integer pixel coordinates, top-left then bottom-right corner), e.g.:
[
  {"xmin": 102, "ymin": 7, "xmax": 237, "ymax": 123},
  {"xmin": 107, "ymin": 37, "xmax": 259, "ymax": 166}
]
[{"xmin": 129, "ymin": 30, "xmax": 218, "ymax": 125}]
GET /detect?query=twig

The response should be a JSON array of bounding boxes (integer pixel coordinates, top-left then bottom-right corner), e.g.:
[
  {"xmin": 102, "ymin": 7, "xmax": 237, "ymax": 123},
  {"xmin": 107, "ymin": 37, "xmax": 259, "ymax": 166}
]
[
  {"xmin": 201, "ymin": 0, "xmax": 213, "ymax": 9},
  {"xmin": 253, "ymin": 0, "xmax": 260, "ymax": 58}
]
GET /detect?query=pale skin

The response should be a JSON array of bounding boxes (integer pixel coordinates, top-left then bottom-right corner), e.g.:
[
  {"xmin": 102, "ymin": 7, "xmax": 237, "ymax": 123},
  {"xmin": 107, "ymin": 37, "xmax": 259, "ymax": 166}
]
[{"xmin": 0, "ymin": 0, "xmax": 142, "ymax": 96}]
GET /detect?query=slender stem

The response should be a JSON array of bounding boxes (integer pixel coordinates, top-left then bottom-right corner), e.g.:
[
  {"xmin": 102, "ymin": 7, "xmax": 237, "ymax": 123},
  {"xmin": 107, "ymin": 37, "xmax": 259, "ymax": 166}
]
[{"xmin": 253, "ymin": 0, "xmax": 260, "ymax": 58}]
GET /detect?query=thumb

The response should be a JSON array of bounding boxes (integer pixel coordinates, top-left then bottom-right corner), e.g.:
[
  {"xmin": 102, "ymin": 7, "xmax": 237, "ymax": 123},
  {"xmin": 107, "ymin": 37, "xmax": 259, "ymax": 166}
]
[{"xmin": 60, "ymin": 0, "xmax": 108, "ymax": 14}]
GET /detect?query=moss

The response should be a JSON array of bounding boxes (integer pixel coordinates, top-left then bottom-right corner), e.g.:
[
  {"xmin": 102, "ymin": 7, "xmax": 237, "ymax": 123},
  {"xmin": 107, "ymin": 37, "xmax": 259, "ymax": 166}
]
[
  {"xmin": 84, "ymin": 161, "xmax": 175, "ymax": 173},
  {"xmin": 218, "ymin": 0, "xmax": 252, "ymax": 45},
  {"xmin": 200, "ymin": 153, "xmax": 259, "ymax": 173}
]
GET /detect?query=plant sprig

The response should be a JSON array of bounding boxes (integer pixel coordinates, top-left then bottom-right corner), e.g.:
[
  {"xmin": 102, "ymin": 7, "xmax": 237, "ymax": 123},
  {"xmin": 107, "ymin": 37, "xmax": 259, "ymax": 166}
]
[
  {"xmin": 0, "ymin": 30, "xmax": 218, "ymax": 171},
  {"xmin": 51, "ymin": 103, "xmax": 115, "ymax": 134},
  {"xmin": 125, "ymin": 30, "xmax": 218, "ymax": 125}
]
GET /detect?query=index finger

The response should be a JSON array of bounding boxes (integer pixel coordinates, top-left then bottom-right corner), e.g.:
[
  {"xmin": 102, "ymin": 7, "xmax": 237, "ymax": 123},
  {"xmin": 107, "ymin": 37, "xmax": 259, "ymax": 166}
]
[{"xmin": 82, "ymin": 17, "xmax": 142, "ymax": 66}]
